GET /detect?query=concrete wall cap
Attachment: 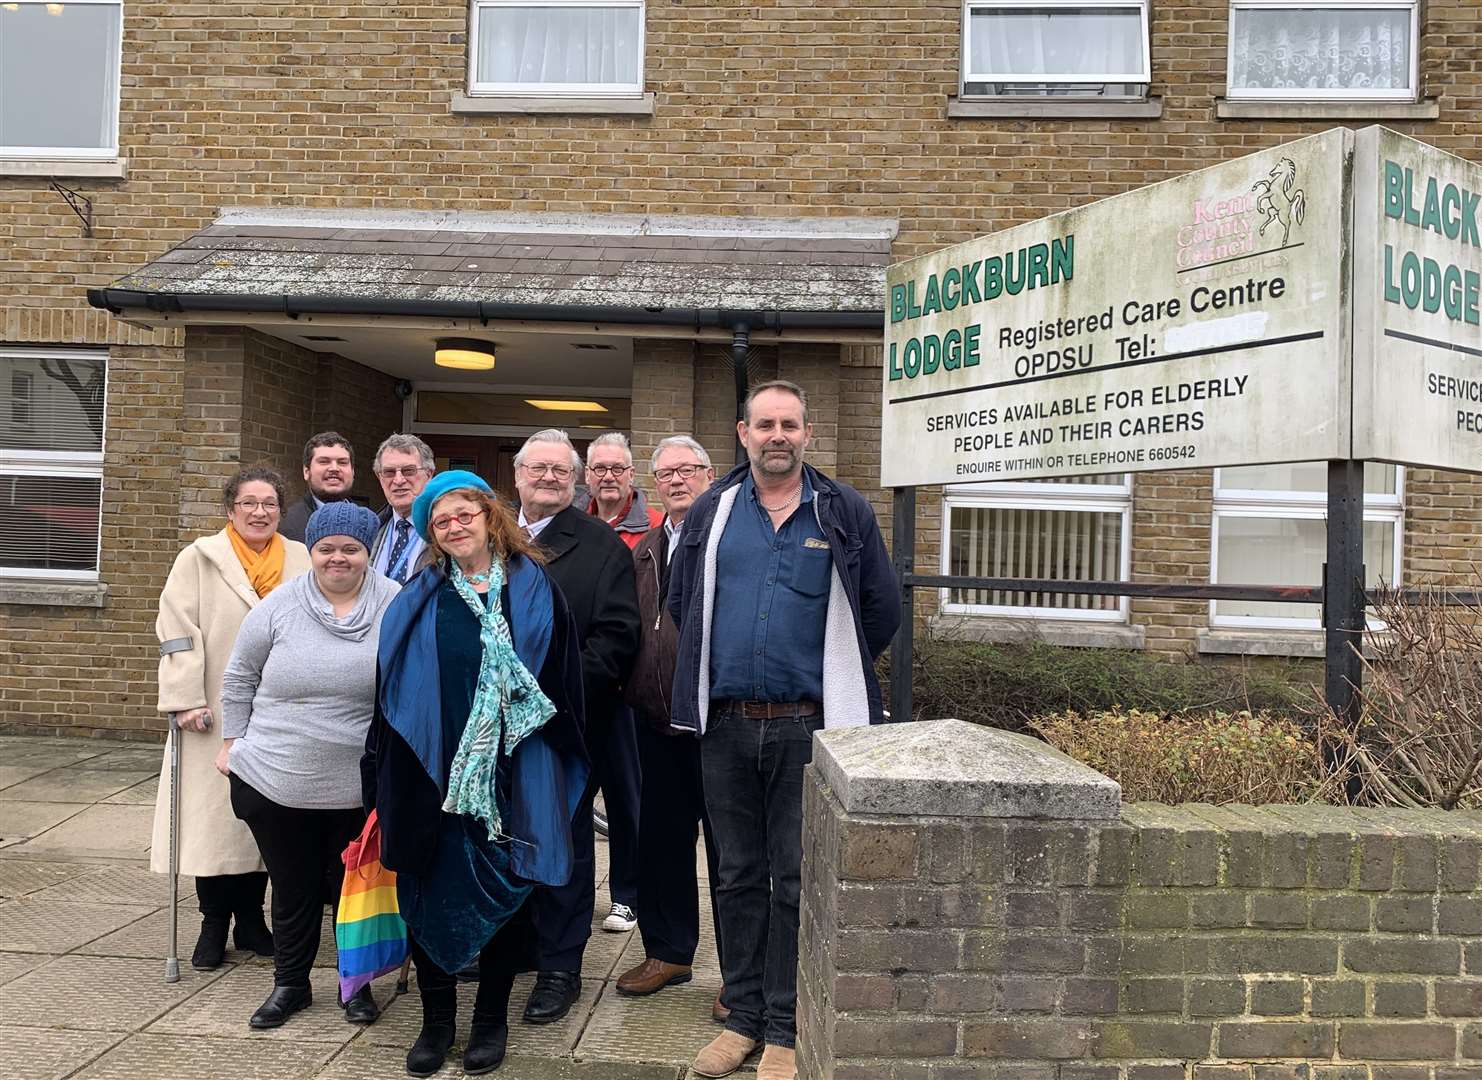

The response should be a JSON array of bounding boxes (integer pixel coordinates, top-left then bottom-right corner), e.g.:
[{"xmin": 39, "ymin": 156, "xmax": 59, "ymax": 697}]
[{"xmin": 814, "ymin": 718, "xmax": 1121, "ymax": 820}]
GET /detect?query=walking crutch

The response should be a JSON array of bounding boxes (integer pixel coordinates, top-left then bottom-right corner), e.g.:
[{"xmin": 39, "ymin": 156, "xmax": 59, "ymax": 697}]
[
  {"xmin": 164, "ymin": 711, "xmax": 181, "ymax": 983},
  {"xmin": 162, "ymin": 702, "xmax": 208, "ymax": 983}
]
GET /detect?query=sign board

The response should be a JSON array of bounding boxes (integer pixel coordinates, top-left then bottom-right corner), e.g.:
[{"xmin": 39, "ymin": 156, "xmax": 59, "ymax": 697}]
[
  {"xmin": 881, "ymin": 129, "xmax": 1353, "ymax": 488},
  {"xmin": 1352, "ymin": 128, "xmax": 1482, "ymax": 470}
]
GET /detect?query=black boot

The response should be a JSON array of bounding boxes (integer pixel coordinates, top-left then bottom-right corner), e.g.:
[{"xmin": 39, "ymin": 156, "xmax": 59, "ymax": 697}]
[
  {"xmin": 191, "ymin": 916, "xmax": 230, "ymax": 970},
  {"xmin": 230, "ymin": 872, "xmax": 274, "ymax": 957},
  {"xmin": 464, "ymin": 970, "xmax": 514, "ymax": 1074},
  {"xmin": 406, "ymin": 984, "xmax": 456, "ymax": 1078},
  {"xmin": 192, "ymin": 875, "xmax": 235, "ymax": 970},
  {"xmin": 463, "ymin": 1021, "xmax": 508, "ymax": 1075}
]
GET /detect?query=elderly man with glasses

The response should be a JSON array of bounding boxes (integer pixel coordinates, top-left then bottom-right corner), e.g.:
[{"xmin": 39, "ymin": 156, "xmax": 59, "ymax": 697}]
[
  {"xmin": 512, "ymin": 428, "xmax": 642, "ymax": 1025},
  {"xmin": 369, "ymin": 433, "xmax": 436, "ymax": 583},
  {"xmin": 584, "ymin": 432, "xmax": 663, "ymax": 551},
  {"xmin": 616, "ymin": 436, "xmax": 727, "ymax": 1013}
]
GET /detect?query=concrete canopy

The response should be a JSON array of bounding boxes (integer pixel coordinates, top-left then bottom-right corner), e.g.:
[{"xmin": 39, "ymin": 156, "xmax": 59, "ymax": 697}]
[{"xmin": 91, "ymin": 207, "xmax": 897, "ymax": 319}]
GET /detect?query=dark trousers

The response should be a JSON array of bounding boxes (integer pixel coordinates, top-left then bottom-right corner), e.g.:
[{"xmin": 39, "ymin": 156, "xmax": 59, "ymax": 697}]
[
  {"xmin": 229, "ymin": 775, "xmax": 365, "ymax": 989},
  {"xmin": 194, "ymin": 871, "xmax": 268, "ymax": 923},
  {"xmin": 636, "ymin": 722, "xmax": 721, "ymax": 968},
  {"xmin": 530, "ymin": 703, "xmax": 641, "ymax": 971},
  {"xmin": 700, "ymin": 704, "xmax": 823, "ymax": 1049}
]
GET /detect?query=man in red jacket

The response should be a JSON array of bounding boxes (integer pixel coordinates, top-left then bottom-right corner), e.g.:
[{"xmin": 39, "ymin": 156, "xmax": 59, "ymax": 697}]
[{"xmin": 585, "ymin": 432, "xmax": 663, "ymax": 551}]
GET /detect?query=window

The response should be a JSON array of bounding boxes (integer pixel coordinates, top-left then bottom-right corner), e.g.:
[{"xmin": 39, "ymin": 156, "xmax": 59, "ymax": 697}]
[
  {"xmin": 0, "ymin": 0, "xmax": 123, "ymax": 157},
  {"xmin": 942, "ymin": 475, "xmax": 1132, "ymax": 621},
  {"xmin": 0, "ymin": 349, "xmax": 106, "ymax": 580},
  {"xmin": 1227, "ymin": 1, "xmax": 1418, "ymax": 101},
  {"xmin": 1211, "ymin": 463, "xmax": 1403, "ymax": 629},
  {"xmin": 468, "ymin": 0, "xmax": 645, "ymax": 97},
  {"xmin": 960, "ymin": 1, "xmax": 1150, "ymax": 99}
]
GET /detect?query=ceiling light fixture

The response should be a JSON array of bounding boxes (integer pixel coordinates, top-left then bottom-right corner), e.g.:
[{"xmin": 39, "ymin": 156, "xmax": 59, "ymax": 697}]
[
  {"xmin": 45, "ymin": 3, "xmax": 64, "ymax": 13},
  {"xmin": 434, "ymin": 337, "xmax": 496, "ymax": 371},
  {"xmin": 525, "ymin": 400, "xmax": 609, "ymax": 413}
]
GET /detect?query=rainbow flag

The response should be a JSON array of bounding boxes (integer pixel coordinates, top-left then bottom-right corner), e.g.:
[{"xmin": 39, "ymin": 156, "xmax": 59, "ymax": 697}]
[{"xmin": 335, "ymin": 810, "xmax": 407, "ymax": 1001}]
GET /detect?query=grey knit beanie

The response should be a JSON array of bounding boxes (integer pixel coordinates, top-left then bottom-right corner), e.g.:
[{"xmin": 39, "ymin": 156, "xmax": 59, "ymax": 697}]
[{"xmin": 305, "ymin": 501, "xmax": 380, "ymax": 551}]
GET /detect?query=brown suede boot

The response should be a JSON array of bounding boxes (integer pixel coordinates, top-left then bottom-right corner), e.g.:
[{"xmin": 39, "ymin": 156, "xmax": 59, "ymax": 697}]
[
  {"xmin": 756, "ymin": 1044, "xmax": 797, "ymax": 1080},
  {"xmin": 692, "ymin": 1031, "xmax": 760, "ymax": 1078}
]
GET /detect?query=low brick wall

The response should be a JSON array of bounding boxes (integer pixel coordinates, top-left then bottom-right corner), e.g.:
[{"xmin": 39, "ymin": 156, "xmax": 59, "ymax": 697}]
[{"xmin": 798, "ymin": 721, "xmax": 1482, "ymax": 1080}]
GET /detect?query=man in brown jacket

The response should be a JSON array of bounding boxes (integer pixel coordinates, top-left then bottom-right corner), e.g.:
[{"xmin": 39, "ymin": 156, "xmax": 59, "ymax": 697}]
[{"xmin": 615, "ymin": 435, "xmax": 724, "ymax": 1010}]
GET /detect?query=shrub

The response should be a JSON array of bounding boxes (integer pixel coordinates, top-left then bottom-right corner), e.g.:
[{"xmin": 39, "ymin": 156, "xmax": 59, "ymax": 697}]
[
  {"xmin": 1034, "ymin": 708, "xmax": 1327, "ymax": 805},
  {"xmin": 1321, "ymin": 583, "xmax": 1482, "ymax": 810},
  {"xmin": 880, "ymin": 639, "xmax": 1316, "ymax": 731}
]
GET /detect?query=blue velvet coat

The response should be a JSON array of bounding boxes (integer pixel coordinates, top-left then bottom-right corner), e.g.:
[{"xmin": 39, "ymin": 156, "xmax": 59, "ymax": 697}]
[{"xmin": 361, "ymin": 554, "xmax": 588, "ymax": 967}]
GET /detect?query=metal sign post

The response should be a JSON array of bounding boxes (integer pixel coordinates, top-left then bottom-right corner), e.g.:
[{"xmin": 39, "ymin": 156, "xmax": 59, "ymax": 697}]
[{"xmin": 1323, "ymin": 459, "xmax": 1367, "ymax": 728}]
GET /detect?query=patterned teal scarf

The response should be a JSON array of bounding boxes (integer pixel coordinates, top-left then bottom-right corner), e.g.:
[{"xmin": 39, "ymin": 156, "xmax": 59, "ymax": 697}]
[{"xmin": 441, "ymin": 557, "xmax": 557, "ymax": 839}]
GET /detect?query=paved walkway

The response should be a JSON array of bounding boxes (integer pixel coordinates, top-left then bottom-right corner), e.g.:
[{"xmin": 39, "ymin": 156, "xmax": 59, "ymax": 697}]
[{"xmin": 0, "ymin": 734, "xmax": 728, "ymax": 1080}]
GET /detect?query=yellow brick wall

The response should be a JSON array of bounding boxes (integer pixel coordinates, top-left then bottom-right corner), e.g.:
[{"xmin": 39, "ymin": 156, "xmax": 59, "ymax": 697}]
[{"xmin": 2, "ymin": 0, "xmax": 1479, "ymax": 730}]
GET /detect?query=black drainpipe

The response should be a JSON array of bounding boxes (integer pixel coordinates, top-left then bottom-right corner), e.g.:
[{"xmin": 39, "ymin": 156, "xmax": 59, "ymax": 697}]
[{"xmin": 731, "ymin": 321, "xmax": 750, "ymax": 467}]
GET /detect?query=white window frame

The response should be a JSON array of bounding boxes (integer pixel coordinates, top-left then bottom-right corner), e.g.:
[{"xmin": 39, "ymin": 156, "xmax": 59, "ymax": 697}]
[
  {"xmin": 0, "ymin": 0, "xmax": 124, "ymax": 159},
  {"xmin": 960, "ymin": 0, "xmax": 1152, "ymax": 93},
  {"xmin": 1225, "ymin": 0, "xmax": 1420, "ymax": 103},
  {"xmin": 467, "ymin": 0, "xmax": 646, "ymax": 98},
  {"xmin": 0, "ymin": 347, "xmax": 107, "ymax": 582},
  {"xmin": 1209, "ymin": 465, "xmax": 1404, "ymax": 630},
  {"xmin": 941, "ymin": 475, "xmax": 1133, "ymax": 623}
]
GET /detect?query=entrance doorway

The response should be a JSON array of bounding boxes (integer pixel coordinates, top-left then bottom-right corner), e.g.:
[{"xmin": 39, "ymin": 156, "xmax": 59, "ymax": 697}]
[{"xmin": 422, "ymin": 433, "xmax": 593, "ymax": 507}]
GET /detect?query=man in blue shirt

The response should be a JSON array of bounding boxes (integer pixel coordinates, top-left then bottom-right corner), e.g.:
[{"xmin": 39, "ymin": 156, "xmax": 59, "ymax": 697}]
[{"xmin": 668, "ymin": 381, "xmax": 901, "ymax": 1080}]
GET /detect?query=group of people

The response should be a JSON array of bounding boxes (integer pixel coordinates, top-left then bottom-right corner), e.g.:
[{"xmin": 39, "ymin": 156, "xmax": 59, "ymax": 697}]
[{"xmin": 151, "ymin": 379, "xmax": 901, "ymax": 1080}]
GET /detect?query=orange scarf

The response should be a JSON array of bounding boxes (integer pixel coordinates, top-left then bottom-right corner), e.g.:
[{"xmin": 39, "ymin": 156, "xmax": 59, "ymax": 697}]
[{"xmin": 226, "ymin": 524, "xmax": 286, "ymax": 598}]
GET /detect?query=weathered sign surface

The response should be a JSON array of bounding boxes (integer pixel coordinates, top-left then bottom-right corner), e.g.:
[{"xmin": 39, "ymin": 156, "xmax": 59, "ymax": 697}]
[
  {"xmin": 881, "ymin": 129, "xmax": 1352, "ymax": 487},
  {"xmin": 1352, "ymin": 128, "xmax": 1482, "ymax": 471}
]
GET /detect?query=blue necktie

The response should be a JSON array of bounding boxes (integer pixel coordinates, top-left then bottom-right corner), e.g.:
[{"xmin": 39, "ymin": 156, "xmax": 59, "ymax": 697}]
[{"xmin": 387, "ymin": 519, "xmax": 412, "ymax": 583}]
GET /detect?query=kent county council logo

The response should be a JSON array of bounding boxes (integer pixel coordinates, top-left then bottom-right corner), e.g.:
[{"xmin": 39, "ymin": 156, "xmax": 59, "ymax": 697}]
[{"xmin": 1252, "ymin": 157, "xmax": 1307, "ymax": 248}]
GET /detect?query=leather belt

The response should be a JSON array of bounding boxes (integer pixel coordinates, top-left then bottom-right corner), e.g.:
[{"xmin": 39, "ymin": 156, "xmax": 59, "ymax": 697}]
[{"xmin": 720, "ymin": 699, "xmax": 821, "ymax": 719}]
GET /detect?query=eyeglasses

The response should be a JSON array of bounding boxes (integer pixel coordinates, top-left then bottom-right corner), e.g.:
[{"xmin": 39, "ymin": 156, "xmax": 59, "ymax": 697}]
[
  {"xmin": 654, "ymin": 464, "xmax": 706, "ymax": 483},
  {"xmin": 430, "ymin": 511, "xmax": 483, "ymax": 532},
  {"xmin": 586, "ymin": 464, "xmax": 632, "ymax": 478},
  {"xmin": 377, "ymin": 466, "xmax": 425, "ymax": 480},
  {"xmin": 233, "ymin": 499, "xmax": 280, "ymax": 513},
  {"xmin": 520, "ymin": 463, "xmax": 574, "ymax": 480}
]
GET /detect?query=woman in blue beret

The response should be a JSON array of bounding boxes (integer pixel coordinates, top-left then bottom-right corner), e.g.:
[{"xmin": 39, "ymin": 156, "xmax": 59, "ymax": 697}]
[
  {"xmin": 217, "ymin": 500, "xmax": 399, "ymax": 1030},
  {"xmin": 363, "ymin": 470, "xmax": 588, "ymax": 1077}
]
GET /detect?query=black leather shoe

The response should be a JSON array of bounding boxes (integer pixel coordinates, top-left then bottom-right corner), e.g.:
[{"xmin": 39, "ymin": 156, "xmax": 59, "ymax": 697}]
[
  {"xmin": 232, "ymin": 917, "xmax": 274, "ymax": 959},
  {"xmin": 521, "ymin": 970, "xmax": 581, "ymax": 1024},
  {"xmin": 249, "ymin": 984, "xmax": 312, "ymax": 1029},
  {"xmin": 406, "ymin": 1020, "xmax": 456, "ymax": 1077},
  {"xmin": 463, "ymin": 1021, "xmax": 509, "ymax": 1074},
  {"xmin": 191, "ymin": 917, "xmax": 229, "ymax": 971},
  {"xmin": 340, "ymin": 984, "xmax": 380, "ymax": 1025}
]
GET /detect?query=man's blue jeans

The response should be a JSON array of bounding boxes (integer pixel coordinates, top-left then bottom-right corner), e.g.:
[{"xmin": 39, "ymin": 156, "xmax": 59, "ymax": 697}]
[{"xmin": 700, "ymin": 702, "xmax": 824, "ymax": 1049}]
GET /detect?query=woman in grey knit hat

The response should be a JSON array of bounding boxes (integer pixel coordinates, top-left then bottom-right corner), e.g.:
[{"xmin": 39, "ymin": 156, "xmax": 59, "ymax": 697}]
[{"xmin": 216, "ymin": 500, "xmax": 400, "ymax": 1031}]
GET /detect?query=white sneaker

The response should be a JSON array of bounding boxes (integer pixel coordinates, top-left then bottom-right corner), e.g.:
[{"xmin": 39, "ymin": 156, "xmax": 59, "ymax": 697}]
[{"xmin": 601, "ymin": 903, "xmax": 637, "ymax": 933}]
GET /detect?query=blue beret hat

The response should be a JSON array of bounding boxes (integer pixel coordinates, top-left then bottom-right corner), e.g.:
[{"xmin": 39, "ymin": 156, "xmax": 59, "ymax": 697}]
[
  {"xmin": 305, "ymin": 501, "xmax": 381, "ymax": 551},
  {"xmin": 411, "ymin": 469, "xmax": 494, "ymax": 541}
]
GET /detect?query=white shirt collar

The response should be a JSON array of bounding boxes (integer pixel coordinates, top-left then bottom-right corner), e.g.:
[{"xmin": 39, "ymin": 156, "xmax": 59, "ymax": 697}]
[{"xmin": 519, "ymin": 508, "xmax": 555, "ymax": 539}]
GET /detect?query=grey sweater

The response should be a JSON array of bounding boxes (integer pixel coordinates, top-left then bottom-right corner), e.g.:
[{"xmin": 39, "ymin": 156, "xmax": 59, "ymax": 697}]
[{"xmin": 221, "ymin": 571, "xmax": 401, "ymax": 809}]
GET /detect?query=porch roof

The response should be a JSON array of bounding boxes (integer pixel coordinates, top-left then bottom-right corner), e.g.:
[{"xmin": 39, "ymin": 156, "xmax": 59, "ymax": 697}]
[{"xmin": 91, "ymin": 208, "xmax": 896, "ymax": 323}]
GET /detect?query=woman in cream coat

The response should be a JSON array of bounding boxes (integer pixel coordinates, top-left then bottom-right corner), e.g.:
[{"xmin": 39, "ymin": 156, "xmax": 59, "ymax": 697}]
[{"xmin": 151, "ymin": 466, "xmax": 311, "ymax": 970}]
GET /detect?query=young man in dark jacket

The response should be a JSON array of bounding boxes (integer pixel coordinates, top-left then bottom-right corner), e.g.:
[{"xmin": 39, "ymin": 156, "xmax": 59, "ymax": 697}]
[
  {"xmin": 616, "ymin": 436, "xmax": 725, "ymax": 1013},
  {"xmin": 279, "ymin": 432, "xmax": 357, "ymax": 543},
  {"xmin": 667, "ymin": 382, "xmax": 901, "ymax": 1080}
]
